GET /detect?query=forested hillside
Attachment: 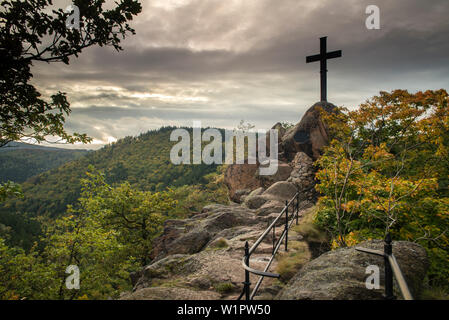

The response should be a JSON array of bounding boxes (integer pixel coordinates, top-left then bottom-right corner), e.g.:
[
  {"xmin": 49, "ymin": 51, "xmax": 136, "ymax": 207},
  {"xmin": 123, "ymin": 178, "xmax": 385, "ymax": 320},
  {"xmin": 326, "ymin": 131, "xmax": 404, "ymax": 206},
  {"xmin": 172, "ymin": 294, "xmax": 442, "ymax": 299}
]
[
  {"xmin": 0, "ymin": 142, "xmax": 89, "ymax": 183},
  {"xmin": 0, "ymin": 127, "xmax": 226, "ymax": 249}
]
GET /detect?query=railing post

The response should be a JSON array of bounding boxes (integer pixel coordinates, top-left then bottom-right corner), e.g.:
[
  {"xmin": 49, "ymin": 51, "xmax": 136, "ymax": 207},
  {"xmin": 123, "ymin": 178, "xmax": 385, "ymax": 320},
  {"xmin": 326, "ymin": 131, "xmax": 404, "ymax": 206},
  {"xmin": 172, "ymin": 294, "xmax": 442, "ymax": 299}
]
[
  {"xmin": 384, "ymin": 233, "xmax": 395, "ymax": 300},
  {"xmin": 296, "ymin": 192, "xmax": 299, "ymax": 225},
  {"xmin": 272, "ymin": 224, "xmax": 275, "ymax": 255},
  {"xmin": 244, "ymin": 241, "xmax": 251, "ymax": 300},
  {"xmin": 285, "ymin": 200, "xmax": 288, "ymax": 252}
]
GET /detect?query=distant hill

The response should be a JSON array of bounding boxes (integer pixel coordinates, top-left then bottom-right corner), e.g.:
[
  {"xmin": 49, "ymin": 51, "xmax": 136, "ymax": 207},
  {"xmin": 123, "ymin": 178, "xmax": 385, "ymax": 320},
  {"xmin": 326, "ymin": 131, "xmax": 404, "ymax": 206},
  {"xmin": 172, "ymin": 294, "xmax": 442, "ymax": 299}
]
[
  {"xmin": 0, "ymin": 127, "xmax": 221, "ymax": 249},
  {"xmin": 0, "ymin": 142, "xmax": 89, "ymax": 183}
]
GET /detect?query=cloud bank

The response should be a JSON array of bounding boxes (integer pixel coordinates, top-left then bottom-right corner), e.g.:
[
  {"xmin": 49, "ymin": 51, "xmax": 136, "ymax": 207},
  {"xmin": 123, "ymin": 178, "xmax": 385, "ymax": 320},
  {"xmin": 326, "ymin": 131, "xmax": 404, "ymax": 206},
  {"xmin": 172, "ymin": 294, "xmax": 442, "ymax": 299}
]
[{"xmin": 33, "ymin": 0, "xmax": 449, "ymax": 148}]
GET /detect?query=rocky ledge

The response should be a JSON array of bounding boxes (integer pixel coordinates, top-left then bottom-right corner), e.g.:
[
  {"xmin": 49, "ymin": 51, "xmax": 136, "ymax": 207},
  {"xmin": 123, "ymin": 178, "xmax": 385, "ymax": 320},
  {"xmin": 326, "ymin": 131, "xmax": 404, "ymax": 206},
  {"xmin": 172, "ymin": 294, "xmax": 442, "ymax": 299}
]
[{"xmin": 277, "ymin": 240, "xmax": 429, "ymax": 300}]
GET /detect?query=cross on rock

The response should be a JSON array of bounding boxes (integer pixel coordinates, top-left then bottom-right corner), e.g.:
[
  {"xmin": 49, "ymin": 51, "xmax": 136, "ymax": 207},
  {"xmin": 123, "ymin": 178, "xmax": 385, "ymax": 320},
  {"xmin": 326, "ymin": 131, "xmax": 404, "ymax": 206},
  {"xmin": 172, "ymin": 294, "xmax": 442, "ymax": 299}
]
[{"xmin": 306, "ymin": 37, "xmax": 342, "ymax": 102}]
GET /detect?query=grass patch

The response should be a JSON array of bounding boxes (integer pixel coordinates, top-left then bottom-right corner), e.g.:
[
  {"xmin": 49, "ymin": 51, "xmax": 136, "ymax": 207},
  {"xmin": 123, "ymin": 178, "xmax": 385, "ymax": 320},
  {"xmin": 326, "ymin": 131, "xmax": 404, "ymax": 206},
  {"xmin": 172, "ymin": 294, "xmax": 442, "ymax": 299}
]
[
  {"xmin": 214, "ymin": 282, "xmax": 235, "ymax": 294},
  {"xmin": 275, "ymin": 241, "xmax": 310, "ymax": 282},
  {"xmin": 213, "ymin": 238, "xmax": 228, "ymax": 248},
  {"xmin": 206, "ymin": 237, "xmax": 229, "ymax": 251},
  {"xmin": 293, "ymin": 206, "xmax": 327, "ymax": 243}
]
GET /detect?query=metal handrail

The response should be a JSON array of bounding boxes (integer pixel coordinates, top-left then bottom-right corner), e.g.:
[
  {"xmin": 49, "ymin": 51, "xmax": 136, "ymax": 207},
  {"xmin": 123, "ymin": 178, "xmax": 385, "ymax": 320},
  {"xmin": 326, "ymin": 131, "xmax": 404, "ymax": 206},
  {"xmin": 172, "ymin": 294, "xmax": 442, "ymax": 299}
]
[
  {"xmin": 355, "ymin": 233, "xmax": 413, "ymax": 300},
  {"xmin": 237, "ymin": 186, "xmax": 314, "ymax": 300}
]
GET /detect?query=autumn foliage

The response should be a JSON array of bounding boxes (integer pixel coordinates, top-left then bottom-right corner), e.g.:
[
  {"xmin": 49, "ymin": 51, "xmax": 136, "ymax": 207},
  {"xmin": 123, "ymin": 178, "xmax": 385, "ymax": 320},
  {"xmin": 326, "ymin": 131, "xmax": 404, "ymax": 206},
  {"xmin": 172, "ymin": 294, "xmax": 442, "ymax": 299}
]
[{"xmin": 314, "ymin": 89, "xmax": 449, "ymax": 289}]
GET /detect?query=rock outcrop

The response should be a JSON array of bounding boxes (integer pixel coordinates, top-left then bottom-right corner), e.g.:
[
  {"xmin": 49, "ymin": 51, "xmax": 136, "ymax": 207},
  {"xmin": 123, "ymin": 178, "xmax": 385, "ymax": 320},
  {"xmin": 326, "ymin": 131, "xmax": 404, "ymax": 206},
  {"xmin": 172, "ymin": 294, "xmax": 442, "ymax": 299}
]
[
  {"xmin": 258, "ymin": 161, "xmax": 292, "ymax": 189},
  {"xmin": 277, "ymin": 240, "xmax": 429, "ymax": 300},
  {"xmin": 122, "ymin": 102, "xmax": 430, "ymax": 301},
  {"xmin": 224, "ymin": 164, "xmax": 261, "ymax": 203},
  {"xmin": 224, "ymin": 102, "xmax": 335, "ymax": 202},
  {"xmin": 149, "ymin": 204, "xmax": 259, "ymax": 262},
  {"xmin": 243, "ymin": 181, "xmax": 297, "ymax": 210},
  {"xmin": 124, "ymin": 203, "xmax": 297, "ymax": 300},
  {"xmin": 282, "ymin": 102, "xmax": 337, "ymax": 161}
]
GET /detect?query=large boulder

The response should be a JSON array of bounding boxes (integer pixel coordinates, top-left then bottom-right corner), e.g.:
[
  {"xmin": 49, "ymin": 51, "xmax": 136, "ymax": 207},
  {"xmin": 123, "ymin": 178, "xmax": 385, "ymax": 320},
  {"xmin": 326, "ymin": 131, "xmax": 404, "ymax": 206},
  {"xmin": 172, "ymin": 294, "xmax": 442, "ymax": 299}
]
[
  {"xmin": 262, "ymin": 181, "xmax": 297, "ymax": 202},
  {"xmin": 243, "ymin": 181, "xmax": 298, "ymax": 210},
  {"xmin": 256, "ymin": 200, "xmax": 285, "ymax": 216},
  {"xmin": 258, "ymin": 161, "xmax": 293, "ymax": 188},
  {"xmin": 224, "ymin": 164, "xmax": 262, "ymax": 202},
  {"xmin": 282, "ymin": 102, "xmax": 337, "ymax": 161},
  {"xmin": 277, "ymin": 240, "xmax": 429, "ymax": 300},
  {"xmin": 243, "ymin": 195, "xmax": 269, "ymax": 209}
]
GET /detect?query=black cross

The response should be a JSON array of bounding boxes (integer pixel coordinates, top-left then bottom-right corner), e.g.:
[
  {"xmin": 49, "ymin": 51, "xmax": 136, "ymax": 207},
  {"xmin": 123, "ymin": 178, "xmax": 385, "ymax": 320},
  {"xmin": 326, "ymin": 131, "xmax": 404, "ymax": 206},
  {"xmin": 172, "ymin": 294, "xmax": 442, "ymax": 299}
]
[{"xmin": 306, "ymin": 36, "xmax": 342, "ymax": 102}]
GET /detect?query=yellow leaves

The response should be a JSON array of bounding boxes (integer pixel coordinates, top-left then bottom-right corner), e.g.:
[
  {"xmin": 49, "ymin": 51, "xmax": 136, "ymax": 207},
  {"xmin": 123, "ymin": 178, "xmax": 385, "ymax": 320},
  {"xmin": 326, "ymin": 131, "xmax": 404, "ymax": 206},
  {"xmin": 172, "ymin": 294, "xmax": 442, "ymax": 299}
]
[
  {"xmin": 331, "ymin": 233, "xmax": 359, "ymax": 249},
  {"xmin": 345, "ymin": 232, "xmax": 359, "ymax": 247},
  {"xmin": 363, "ymin": 143, "xmax": 392, "ymax": 161},
  {"xmin": 341, "ymin": 200, "xmax": 358, "ymax": 212}
]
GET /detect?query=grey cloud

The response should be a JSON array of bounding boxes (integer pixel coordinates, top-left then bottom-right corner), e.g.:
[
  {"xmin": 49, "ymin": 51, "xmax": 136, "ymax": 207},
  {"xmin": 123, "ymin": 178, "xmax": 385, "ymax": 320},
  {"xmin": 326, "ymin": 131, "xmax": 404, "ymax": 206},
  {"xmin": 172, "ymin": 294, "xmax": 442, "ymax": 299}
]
[{"xmin": 30, "ymin": 0, "xmax": 449, "ymax": 147}]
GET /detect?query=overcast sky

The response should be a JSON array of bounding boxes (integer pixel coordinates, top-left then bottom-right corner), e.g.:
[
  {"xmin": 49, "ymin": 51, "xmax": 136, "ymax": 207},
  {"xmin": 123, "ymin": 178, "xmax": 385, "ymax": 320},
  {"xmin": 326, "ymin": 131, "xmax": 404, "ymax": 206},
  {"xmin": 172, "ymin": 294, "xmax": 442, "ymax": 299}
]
[{"xmin": 32, "ymin": 0, "xmax": 449, "ymax": 149}]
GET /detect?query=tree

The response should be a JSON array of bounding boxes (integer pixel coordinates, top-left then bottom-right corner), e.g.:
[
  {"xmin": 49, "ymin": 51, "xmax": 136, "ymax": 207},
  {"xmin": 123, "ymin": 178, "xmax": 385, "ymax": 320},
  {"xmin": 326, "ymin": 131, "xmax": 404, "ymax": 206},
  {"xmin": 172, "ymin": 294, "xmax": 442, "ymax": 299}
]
[
  {"xmin": 0, "ymin": 166, "xmax": 177, "ymax": 300},
  {"xmin": 314, "ymin": 89, "xmax": 449, "ymax": 287},
  {"xmin": 0, "ymin": 181, "xmax": 22, "ymax": 202},
  {"xmin": 72, "ymin": 167, "xmax": 178, "ymax": 266},
  {"xmin": 0, "ymin": 0, "xmax": 142, "ymax": 147}
]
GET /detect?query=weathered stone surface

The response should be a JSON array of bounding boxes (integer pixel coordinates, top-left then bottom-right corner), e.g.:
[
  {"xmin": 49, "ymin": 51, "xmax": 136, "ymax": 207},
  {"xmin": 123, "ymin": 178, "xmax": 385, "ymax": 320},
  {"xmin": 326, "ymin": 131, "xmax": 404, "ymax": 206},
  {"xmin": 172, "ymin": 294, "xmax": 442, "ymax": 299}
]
[
  {"xmin": 282, "ymin": 102, "xmax": 337, "ymax": 161},
  {"xmin": 169, "ymin": 229, "xmax": 211, "ymax": 255},
  {"xmin": 287, "ymin": 151, "xmax": 317, "ymax": 202},
  {"xmin": 262, "ymin": 181, "xmax": 297, "ymax": 201},
  {"xmin": 224, "ymin": 164, "xmax": 262, "ymax": 202},
  {"xmin": 121, "ymin": 287, "xmax": 221, "ymax": 300},
  {"xmin": 126, "ymin": 199, "xmax": 318, "ymax": 300},
  {"xmin": 233, "ymin": 189, "xmax": 251, "ymax": 204},
  {"xmin": 265, "ymin": 122, "xmax": 287, "ymax": 161},
  {"xmin": 256, "ymin": 200, "xmax": 285, "ymax": 216},
  {"xmin": 243, "ymin": 195, "xmax": 269, "ymax": 209},
  {"xmin": 259, "ymin": 161, "xmax": 293, "ymax": 188},
  {"xmin": 270, "ymin": 122, "xmax": 286, "ymax": 145},
  {"xmin": 129, "ymin": 244, "xmax": 275, "ymax": 299},
  {"xmin": 243, "ymin": 181, "xmax": 298, "ymax": 210},
  {"xmin": 150, "ymin": 204, "xmax": 259, "ymax": 262},
  {"xmin": 288, "ymin": 152, "xmax": 314, "ymax": 188},
  {"xmin": 277, "ymin": 240, "xmax": 429, "ymax": 300}
]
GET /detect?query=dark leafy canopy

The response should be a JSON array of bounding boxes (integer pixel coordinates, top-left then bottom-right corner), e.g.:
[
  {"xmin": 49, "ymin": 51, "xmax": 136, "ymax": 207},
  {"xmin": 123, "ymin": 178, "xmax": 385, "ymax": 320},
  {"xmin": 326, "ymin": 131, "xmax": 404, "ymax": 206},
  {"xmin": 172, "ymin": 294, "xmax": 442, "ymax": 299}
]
[{"xmin": 0, "ymin": 0, "xmax": 142, "ymax": 147}]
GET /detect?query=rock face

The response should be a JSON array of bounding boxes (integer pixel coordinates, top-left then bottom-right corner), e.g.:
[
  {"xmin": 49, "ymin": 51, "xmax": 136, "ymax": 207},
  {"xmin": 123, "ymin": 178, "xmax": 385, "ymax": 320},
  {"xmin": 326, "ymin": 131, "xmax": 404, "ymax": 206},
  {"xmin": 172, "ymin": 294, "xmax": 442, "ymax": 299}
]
[
  {"xmin": 277, "ymin": 240, "xmax": 429, "ymax": 300},
  {"xmin": 124, "ymin": 202, "xmax": 292, "ymax": 300},
  {"xmin": 224, "ymin": 164, "xmax": 262, "ymax": 202},
  {"xmin": 258, "ymin": 161, "xmax": 292, "ymax": 188},
  {"xmin": 282, "ymin": 102, "xmax": 337, "ymax": 161},
  {"xmin": 263, "ymin": 181, "xmax": 297, "ymax": 201},
  {"xmin": 224, "ymin": 102, "xmax": 336, "ymax": 201},
  {"xmin": 149, "ymin": 204, "xmax": 259, "ymax": 262},
  {"xmin": 243, "ymin": 181, "xmax": 298, "ymax": 210},
  {"xmin": 233, "ymin": 189, "xmax": 251, "ymax": 204},
  {"xmin": 287, "ymin": 152, "xmax": 317, "ymax": 202}
]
